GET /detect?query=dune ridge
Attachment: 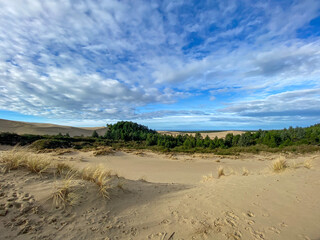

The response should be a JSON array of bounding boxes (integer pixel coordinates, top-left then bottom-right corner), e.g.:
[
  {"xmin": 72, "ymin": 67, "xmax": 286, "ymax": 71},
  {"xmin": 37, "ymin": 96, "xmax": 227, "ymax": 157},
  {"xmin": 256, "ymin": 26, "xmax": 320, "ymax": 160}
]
[{"xmin": 0, "ymin": 119, "xmax": 107, "ymax": 137}]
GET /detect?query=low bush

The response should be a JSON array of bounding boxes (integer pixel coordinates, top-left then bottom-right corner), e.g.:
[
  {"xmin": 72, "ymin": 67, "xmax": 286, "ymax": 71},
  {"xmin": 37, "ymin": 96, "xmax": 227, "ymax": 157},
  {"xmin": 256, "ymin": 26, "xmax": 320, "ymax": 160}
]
[{"xmin": 30, "ymin": 139, "xmax": 72, "ymax": 150}]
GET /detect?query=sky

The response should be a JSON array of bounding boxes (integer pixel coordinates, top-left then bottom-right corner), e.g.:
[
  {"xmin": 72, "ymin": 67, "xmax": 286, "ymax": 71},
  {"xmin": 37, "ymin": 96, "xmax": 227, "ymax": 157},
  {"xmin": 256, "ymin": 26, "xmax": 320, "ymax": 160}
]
[{"xmin": 0, "ymin": 0, "xmax": 320, "ymax": 130}]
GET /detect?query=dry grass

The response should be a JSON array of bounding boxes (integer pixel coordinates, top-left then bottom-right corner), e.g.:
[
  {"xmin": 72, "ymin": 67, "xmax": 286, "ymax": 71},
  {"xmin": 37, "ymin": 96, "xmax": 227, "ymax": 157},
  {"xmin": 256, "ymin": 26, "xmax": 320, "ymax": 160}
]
[
  {"xmin": 0, "ymin": 148, "xmax": 50, "ymax": 174},
  {"xmin": 1, "ymin": 148, "xmax": 121, "ymax": 201},
  {"xmin": 25, "ymin": 155, "xmax": 50, "ymax": 174},
  {"xmin": 81, "ymin": 166, "xmax": 96, "ymax": 182},
  {"xmin": 242, "ymin": 167, "xmax": 249, "ymax": 176},
  {"xmin": 0, "ymin": 148, "xmax": 26, "ymax": 172},
  {"xmin": 303, "ymin": 159, "xmax": 312, "ymax": 169},
  {"xmin": 93, "ymin": 147, "xmax": 115, "ymax": 156},
  {"xmin": 201, "ymin": 173, "xmax": 214, "ymax": 182},
  {"xmin": 81, "ymin": 165, "xmax": 112, "ymax": 199},
  {"xmin": 271, "ymin": 157, "xmax": 288, "ymax": 172},
  {"xmin": 96, "ymin": 173, "xmax": 111, "ymax": 199},
  {"xmin": 51, "ymin": 172, "xmax": 78, "ymax": 208},
  {"xmin": 56, "ymin": 162, "xmax": 73, "ymax": 175},
  {"xmin": 217, "ymin": 166, "xmax": 225, "ymax": 178}
]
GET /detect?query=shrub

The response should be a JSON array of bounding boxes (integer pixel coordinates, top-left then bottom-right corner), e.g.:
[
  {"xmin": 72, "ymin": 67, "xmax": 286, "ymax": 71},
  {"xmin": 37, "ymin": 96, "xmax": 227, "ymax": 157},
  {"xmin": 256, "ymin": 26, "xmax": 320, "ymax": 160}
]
[{"xmin": 31, "ymin": 139, "xmax": 72, "ymax": 150}]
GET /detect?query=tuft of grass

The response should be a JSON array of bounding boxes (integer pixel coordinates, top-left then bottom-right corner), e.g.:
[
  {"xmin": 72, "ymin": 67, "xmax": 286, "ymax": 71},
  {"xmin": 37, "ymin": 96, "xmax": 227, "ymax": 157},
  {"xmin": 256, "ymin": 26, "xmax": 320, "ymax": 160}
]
[
  {"xmin": 201, "ymin": 173, "xmax": 214, "ymax": 182},
  {"xmin": 25, "ymin": 155, "xmax": 51, "ymax": 174},
  {"xmin": 0, "ymin": 148, "xmax": 26, "ymax": 172},
  {"xmin": 242, "ymin": 167, "xmax": 249, "ymax": 176},
  {"xmin": 271, "ymin": 157, "xmax": 288, "ymax": 172},
  {"xmin": 81, "ymin": 165, "xmax": 112, "ymax": 199},
  {"xmin": 93, "ymin": 147, "xmax": 115, "ymax": 156},
  {"xmin": 96, "ymin": 173, "xmax": 111, "ymax": 199},
  {"xmin": 303, "ymin": 159, "xmax": 312, "ymax": 169},
  {"xmin": 81, "ymin": 166, "xmax": 96, "ymax": 182},
  {"xmin": 51, "ymin": 173, "xmax": 78, "ymax": 208},
  {"xmin": 217, "ymin": 166, "xmax": 225, "ymax": 178},
  {"xmin": 0, "ymin": 148, "xmax": 50, "ymax": 174},
  {"xmin": 56, "ymin": 162, "xmax": 73, "ymax": 176}
]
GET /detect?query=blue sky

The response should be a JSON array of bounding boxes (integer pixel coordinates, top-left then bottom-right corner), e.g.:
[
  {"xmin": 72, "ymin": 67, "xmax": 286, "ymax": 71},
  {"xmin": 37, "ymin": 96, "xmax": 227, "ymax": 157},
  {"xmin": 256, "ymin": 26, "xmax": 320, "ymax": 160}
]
[{"xmin": 0, "ymin": 0, "xmax": 320, "ymax": 130}]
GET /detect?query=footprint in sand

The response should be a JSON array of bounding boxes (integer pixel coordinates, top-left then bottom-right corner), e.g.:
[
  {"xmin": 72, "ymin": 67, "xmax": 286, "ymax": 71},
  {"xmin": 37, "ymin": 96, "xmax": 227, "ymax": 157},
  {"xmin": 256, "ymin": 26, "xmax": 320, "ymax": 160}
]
[
  {"xmin": 245, "ymin": 227, "xmax": 265, "ymax": 240},
  {"xmin": 298, "ymin": 234, "xmax": 311, "ymax": 240},
  {"xmin": 244, "ymin": 211, "xmax": 255, "ymax": 218},
  {"xmin": 246, "ymin": 219, "xmax": 255, "ymax": 225},
  {"xmin": 226, "ymin": 211, "xmax": 240, "ymax": 220},
  {"xmin": 279, "ymin": 222, "xmax": 288, "ymax": 228},
  {"xmin": 226, "ymin": 230, "xmax": 242, "ymax": 240},
  {"xmin": 253, "ymin": 230, "xmax": 265, "ymax": 240},
  {"xmin": 160, "ymin": 219, "xmax": 170, "ymax": 225},
  {"xmin": 225, "ymin": 218, "xmax": 237, "ymax": 228},
  {"xmin": 268, "ymin": 226, "xmax": 280, "ymax": 234}
]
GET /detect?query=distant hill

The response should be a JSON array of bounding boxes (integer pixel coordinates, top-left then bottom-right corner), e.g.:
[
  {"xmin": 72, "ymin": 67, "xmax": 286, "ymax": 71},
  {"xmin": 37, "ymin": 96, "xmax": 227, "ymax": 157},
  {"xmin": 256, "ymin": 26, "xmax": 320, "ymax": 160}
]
[
  {"xmin": 0, "ymin": 119, "xmax": 107, "ymax": 137},
  {"xmin": 157, "ymin": 130, "xmax": 246, "ymax": 139}
]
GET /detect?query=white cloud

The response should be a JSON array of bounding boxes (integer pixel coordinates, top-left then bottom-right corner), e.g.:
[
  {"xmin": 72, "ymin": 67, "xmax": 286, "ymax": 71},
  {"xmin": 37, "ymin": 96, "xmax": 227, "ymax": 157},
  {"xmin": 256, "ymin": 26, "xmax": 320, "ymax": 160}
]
[{"xmin": 220, "ymin": 89, "xmax": 320, "ymax": 117}]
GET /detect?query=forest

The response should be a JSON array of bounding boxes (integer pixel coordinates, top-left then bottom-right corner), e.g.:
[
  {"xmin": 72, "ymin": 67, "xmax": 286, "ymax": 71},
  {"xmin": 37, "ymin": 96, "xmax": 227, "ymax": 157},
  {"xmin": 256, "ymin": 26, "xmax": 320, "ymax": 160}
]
[{"xmin": 1, "ymin": 121, "xmax": 320, "ymax": 154}]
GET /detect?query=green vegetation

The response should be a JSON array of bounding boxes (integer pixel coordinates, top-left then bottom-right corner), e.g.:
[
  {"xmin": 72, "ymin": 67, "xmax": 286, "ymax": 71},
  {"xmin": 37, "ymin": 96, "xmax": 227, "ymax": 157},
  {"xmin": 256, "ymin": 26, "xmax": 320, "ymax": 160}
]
[
  {"xmin": 105, "ymin": 121, "xmax": 157, "ymax": 141},
  {"xmin": 1, "ymin": 122, "xmax": 320, "ymax": 154},
  {"xmin": 92, "ymin": 130, "xmax": 99, "ymax": 138}
]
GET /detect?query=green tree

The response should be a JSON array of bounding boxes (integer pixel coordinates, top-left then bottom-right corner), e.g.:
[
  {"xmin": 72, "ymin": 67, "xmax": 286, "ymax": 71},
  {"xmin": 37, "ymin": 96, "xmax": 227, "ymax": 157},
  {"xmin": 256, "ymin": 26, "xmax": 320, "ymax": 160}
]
[
  {"xmin": 224, "ymin": 133, "xmax": 233, "ymax": 147},
  {"xmin": 92, "ymin": 130, "xmax": 99, "ymax": 138}
]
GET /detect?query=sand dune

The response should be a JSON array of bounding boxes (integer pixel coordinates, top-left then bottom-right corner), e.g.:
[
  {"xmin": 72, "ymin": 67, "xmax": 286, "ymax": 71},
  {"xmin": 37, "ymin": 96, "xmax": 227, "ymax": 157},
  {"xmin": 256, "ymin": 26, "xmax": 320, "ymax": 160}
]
[
  {"xmin": 158, "ymin": 130, "xmax": 246, "ymax": 139},
  {"xmin": 0, "ymin": 119, "xmax": 107, "ymax": 137},
  {"xmin": 0, "ymin": 147, "xmax": 319, "ymax": 239}
]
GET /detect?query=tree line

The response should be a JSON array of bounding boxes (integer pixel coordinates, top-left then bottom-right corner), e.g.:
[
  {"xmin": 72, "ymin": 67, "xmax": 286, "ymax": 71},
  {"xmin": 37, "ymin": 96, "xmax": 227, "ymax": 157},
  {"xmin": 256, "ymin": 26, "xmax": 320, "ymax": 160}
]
[
  {"xmin": 103, "ymin": 121, "xmax": 320, "ymax": 150},
  {"xmin": 1, "ymin": 121, "xmax": 319, "ymax": 152}
]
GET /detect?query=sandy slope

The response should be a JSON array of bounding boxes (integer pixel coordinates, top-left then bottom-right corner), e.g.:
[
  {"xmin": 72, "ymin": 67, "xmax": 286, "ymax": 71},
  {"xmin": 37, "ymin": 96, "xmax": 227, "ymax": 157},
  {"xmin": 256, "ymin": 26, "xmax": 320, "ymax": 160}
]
[
  {"xmin": 0, "ymin": 119, "xmax": 107, "ymax": 137},
  {"xmin": 0, "ymin": 147, "xmax": 319, "ymax": 240},
  {"xmin": 158, "ymin": 131, "xmax": 246, "ymax": 139}
]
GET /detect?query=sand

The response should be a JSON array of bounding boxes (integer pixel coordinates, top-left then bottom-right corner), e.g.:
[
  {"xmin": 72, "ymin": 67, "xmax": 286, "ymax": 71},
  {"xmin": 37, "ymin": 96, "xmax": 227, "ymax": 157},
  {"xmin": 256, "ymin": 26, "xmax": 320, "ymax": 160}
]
[
  {"xmin": 158, "ymin": 131, "xmax": 246, "ymax": 139},
  {"xmin": 0, "ymin": 146, "xmax": 319, "ymax": 240},
  {"xmin": 0, "ymin": 119, "xmax": 107, "ymax": 137}
]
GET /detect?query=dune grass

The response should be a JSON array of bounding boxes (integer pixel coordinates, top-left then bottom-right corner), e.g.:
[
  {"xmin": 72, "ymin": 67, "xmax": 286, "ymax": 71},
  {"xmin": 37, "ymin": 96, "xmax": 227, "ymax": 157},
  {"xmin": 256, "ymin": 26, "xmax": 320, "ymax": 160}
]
[
  {"xmin": 1, "ymin": 148, "xmax": 118, "ymax": 203},
  {"xmin": 0, "ymin": 148, "xmax": 26, "ymax": 172},
  {"xmin": 93, "ymin": 147, "xmax": 115, "ymax": 156},
  {"xmin": 201, "ymin": 173, "xmax": 214, "ymax": 182},
  {"xmin": 217, "ymin": 166, "xmax": 225, "ymax": 178},
  {"xmin": 52, "ymin": 172, "xmax": 79, "ymax": 208},
  {"xmin": 56, "ymin": 162, "xmax": 73, "ymax": 176},
  {"xmin": 0, "ymin": 148, "xmax": 52, "ymax": 174},
  {"xmin": 81, "ymin": 165, "xmax": 113, "ymax": 199},
  {"xmin": 242, "ymin": 167, "xmax": 249, "ymax": 176},
  {"xmin": 271, "ymin": 157, "xmax": 288, "ymax": 172},
  {"xmin": 25, "ymin": 155, "xmax": 50, "ymax": 174},
  {"xmin": 303, "ymin": 159, "xmax": 312, "ymax": 169}
]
